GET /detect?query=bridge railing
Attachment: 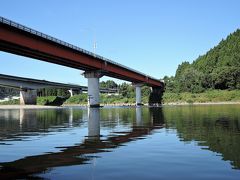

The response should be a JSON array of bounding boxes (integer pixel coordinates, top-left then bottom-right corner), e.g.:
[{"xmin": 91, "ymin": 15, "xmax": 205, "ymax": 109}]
[{"xmin": 0, "ymin": 16, "xmax": 162, "ymax": 82}]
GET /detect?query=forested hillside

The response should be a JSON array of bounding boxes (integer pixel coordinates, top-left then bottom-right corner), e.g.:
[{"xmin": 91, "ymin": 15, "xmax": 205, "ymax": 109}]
[{"xmin": 164, "ymin": 29, "xmax": 240, "ymax": 93}]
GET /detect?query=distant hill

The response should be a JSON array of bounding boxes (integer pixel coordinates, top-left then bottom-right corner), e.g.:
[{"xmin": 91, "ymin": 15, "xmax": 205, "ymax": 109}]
[
  {"xmin": 193, "ymin": 29, "xmax": 240, "ymax": 73},
  {"xmin": 165, "ymin": 29, "xmax": 240, "ymax": 93}
]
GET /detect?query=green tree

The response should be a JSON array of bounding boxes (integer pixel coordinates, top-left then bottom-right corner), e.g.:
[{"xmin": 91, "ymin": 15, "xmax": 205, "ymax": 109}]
[
  {"xmin": 211, "ymin": 66, "xmax": 240, "ymax": 90},
  {"xmin": 100, "ymin": 80, "xmax": 118, "ymax": 89},
  {"xmin": 163, "ymin": 76, "xmax": 178, "ymax": 92},
  {"xmin": 178, "ymin": 67, "xmax": 204, "ymax": 93},
  {"xmin": 172, "ymin": 28, "xmax": 240, "ymax": 92},
  {"xmin": 175, "ymin": 61, "xmax": 190, "ymax": 79}
]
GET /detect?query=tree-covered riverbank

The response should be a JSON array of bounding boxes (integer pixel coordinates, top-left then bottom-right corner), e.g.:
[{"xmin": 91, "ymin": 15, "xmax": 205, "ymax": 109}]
[
  {"xmin": 163, "ymin": 90, "xmax": 240, "ymax": 104},
  {"xmin": 164, "ymin": 29, "xmax": 240, "ymax": 94},
  {"xmin": 65, "ymin": 90, "xmax": 240, "ymax": 105},
  {"xmin": 1, "ymin": 90, "xmax": 240, "ymax": 106}
]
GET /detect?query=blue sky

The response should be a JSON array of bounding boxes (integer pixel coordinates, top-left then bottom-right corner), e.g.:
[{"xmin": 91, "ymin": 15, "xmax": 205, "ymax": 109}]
[{"xmin": 0, "ymin": 0, "xmax": 239, "ymax": 85}]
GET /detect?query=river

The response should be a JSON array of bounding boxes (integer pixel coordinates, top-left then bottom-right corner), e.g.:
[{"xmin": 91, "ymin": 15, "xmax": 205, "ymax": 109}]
[{"xmin": 0, "ymin": 105, "xmax": 240, "ymax": 179}]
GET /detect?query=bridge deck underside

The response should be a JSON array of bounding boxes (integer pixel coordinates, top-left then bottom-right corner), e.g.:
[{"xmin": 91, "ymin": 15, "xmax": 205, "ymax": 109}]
[{"xmin": 0, "ymin": 23, "xmax": 163, "ymax": 87}]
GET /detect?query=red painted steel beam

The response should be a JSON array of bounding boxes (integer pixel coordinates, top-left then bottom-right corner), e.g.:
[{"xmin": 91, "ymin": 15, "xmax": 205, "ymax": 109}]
[{"xmin": 0, "ymin": 23, "xmax": 163, "ymax": 87}]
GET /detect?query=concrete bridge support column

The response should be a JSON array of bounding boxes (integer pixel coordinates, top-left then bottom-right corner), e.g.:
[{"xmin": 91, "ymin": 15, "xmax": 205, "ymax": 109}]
[
  {"xmin": 134, "ymin": 83, "xmax": 143, "ymax": 106},
  {"xmin": 69, "ymin": 89, "xmax": 82, "ymax": 97},
  {"xmin": 68, "ymin": 89, "xmax": 74, "ymax": 97},
  {"xmin": 148, "ymin": 86, "xmax": 164, "ymax": 106},
  {"xmin": 20, "ymin": 89, "xmax": 37, "ymax": 105},
  {"xmin": 83, "ymin": 71, "xmax": 103, "ymax": 107},
  {"xmin": 79, "ymin": 89, "xmax": 83, "ymax": 94}
]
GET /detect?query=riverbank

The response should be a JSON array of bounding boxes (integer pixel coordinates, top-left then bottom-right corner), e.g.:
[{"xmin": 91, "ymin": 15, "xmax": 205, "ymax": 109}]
[
  {"xmin": 163, "ymin": 101, "xmax": 240, "ymax": 106},
  {"xmin": 1, "ymin": 90, "xmax": 240, "ymax": 107},
  {"xmin": 63, "ymin": 101, "xmax": 240, "ymax": 107},
  {"xmin": 0, "ymin": 105, "xmax": 63, "ymax": 109},
  {"xmin": 64, "ymin": 90, "xmax": 240, "ymax": 105},
  {"xmin": 1, "ymin": 101, "xmax": 239, "ymax": 109},
  {"xmin": 163, "ymin": 90, "xmax": 240, "ymax": 104}
]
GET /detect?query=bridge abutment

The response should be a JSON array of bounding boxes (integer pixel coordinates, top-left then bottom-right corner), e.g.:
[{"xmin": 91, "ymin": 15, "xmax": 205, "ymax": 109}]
[
  {"xmin": 83, "ymin": 71, "xmax": 103, "ymax": 107},
  {"xmin": 20, "ymin": 89, "xmax": 37, "ymax": 105}
]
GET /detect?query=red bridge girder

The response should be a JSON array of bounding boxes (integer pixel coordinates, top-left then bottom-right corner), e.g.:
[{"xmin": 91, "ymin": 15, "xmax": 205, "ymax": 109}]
[{"xmin": 0, "ymin": 17, "xmax": 163, "ymax": 87}]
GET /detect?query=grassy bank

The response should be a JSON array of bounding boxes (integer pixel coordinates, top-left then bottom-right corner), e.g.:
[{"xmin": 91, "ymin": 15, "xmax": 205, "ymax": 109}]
[
  {"xmin": 0, "ymin": 94, "xmax": 137, "ymax": 106},
  {"xmin": 0, "ymin": 96, "xmax": 56, "ymax": 105},
  {"xmin": 162, "ymin": 90, "xmax": 240, "ymax": 104},
  {"xmin": 64, "ymin": 94, "xmax": 138, "ymax": 105},
  {"xmin": 0, "ymin": 99, "xmax": 20, "ymax": 105},
  {"xmin": 1, "ymin": 90, "xmax": 240, "ymax": 105},
  {"xmin": 66, "ymin": 90, "xmax": 240, "ymax": 105}
]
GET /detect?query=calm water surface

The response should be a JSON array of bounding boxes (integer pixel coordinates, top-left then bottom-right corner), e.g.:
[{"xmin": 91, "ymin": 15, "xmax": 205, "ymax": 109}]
[{"xmin": 0, "ymin": 105, "xmax": 240, "ymax": 179}]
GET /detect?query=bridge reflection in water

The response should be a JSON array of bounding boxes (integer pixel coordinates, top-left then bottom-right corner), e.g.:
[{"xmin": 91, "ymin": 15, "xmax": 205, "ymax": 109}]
[
  {"xmin": 0, "ymin": 107, "xmax": 164, "ymax": 179},
  {"xmin": 0, "ymin": 105, "xmax": 240, "ymax": 179}
]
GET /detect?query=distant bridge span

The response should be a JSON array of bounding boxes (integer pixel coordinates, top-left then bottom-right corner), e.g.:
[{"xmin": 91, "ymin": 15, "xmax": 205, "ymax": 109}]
[
  {"xmin": 0, "ymin": 17, "xmax": 164, "ymax": 106},
  {"xmin": 0, "ymin": 73, "xmax": 117, "ymax": 105},
  {"xmin": 0, "ymin": 73, "xmax": 117, "ymax": 93}
]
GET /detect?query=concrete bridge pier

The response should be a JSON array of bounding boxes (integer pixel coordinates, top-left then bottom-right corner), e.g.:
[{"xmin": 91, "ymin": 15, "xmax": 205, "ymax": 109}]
[
  {"xmin": 20, "ymin": 89, "xmax": 37, "ymax": 105},
  {"xmin": 83, "ymin": 71, "xmax": 103, "ymax": 107},
  {"xmin": 68, "ymin": 88, "xmax": 83, "ymax": 97},
  {"xmin": 134, "ymin": 83, "xmax": 144, "ymax": 106},
  {"xmin": 68, "ymin": 89, "xmax": 74, "ymax": 97},
  {"xmin": 149, "ymin": 86, "xmax": 164, "ymax": 106}
]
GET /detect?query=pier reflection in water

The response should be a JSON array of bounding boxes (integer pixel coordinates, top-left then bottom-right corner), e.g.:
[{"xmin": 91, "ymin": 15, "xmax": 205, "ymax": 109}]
[
  {"xmin": 88, "ymin": 108, "xmax": 100, "ymax": 140},
  {"xmin": 0, "ymin": 105, "xmax": 240, "ymax": 179}
]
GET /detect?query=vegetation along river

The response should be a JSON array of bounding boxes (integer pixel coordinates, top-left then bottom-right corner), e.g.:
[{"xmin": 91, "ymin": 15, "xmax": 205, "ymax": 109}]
[{"xmin": 0, "ymin": 105, "xmax": 240, "ymax": 179}]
